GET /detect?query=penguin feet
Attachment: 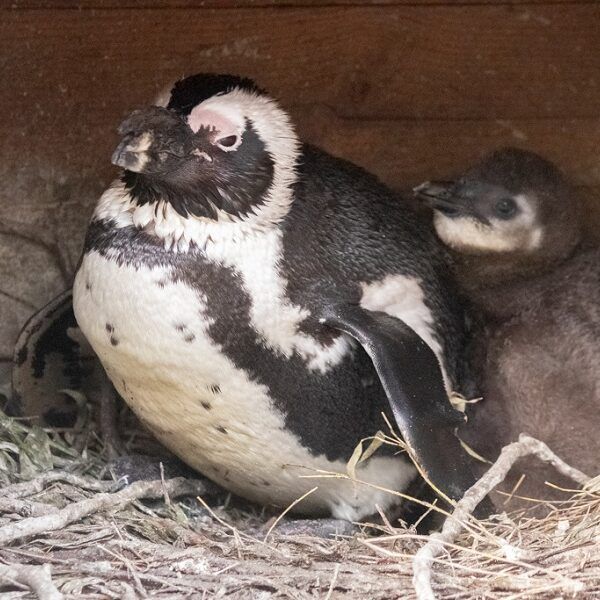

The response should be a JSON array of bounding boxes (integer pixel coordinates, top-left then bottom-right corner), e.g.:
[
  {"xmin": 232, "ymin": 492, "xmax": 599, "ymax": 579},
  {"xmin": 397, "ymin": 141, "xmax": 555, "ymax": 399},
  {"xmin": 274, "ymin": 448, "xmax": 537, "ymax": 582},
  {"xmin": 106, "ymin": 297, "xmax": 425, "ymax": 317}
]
[{"xmin": 264, "ymin": 517, "xmax": 359, "ymax": 539}]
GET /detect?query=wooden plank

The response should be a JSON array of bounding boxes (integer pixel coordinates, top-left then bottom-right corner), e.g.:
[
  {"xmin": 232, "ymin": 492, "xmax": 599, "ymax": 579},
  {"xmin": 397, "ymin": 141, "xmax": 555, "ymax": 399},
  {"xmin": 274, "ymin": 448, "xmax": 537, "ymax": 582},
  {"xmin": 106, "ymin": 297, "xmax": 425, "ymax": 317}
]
[
  {"xmin": 2, "ymin": 6, "xmax": 600, "ymax": 191},
  {"xmin": 299, "ymin": 113, "xmax": 600, "ymax": 187},
  {"xmin": 2, "ymin": 112, "xmax": 600, "ymax": 195},
  {"xmin": 1, "ymin": 4, "xmax": 600, "ymax": 124},
  {"xmin": 3, "ymin": 1, "xmax": 592, "ymax": 9},
  {"xmin": 1, "ymin": 5, "xmax": 599, "ymax": 224}
]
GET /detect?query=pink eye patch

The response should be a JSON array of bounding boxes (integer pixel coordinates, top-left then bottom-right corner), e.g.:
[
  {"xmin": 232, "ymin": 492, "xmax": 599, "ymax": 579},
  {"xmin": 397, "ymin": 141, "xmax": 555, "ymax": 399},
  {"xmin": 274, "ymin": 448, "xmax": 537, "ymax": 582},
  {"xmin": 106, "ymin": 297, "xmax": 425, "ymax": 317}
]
[{"xmin": 188, "ymin": 106, "xmax": 239, "ymax": 139}]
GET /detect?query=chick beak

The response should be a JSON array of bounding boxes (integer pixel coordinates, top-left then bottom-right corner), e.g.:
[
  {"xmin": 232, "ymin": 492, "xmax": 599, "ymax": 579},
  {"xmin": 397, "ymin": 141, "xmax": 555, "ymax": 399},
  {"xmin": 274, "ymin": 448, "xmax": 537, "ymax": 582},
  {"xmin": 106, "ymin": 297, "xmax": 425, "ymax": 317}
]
[{"xmin": 414, "ymin": 181, "xmax": 469, "ymax": 218}]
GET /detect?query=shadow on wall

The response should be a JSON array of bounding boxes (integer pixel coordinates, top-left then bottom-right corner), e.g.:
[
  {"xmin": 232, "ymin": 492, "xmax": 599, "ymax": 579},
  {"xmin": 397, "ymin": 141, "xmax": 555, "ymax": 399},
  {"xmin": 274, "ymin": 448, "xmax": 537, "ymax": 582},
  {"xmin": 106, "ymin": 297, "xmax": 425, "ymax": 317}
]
[{"xmin": 0, "ymin": 162, "xmax": 106, "ymax": 385}]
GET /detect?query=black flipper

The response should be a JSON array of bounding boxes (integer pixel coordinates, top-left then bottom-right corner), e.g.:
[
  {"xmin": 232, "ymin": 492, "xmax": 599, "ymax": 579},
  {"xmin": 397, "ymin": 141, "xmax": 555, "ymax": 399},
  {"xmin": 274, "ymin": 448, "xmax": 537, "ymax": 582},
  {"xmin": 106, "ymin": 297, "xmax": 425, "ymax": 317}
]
[
  {"xmin": 10, "ymin": 290, "xmax": 92, "ymax": 426},
  {"xmin": 321, "ymin": 303, "xmax": 490, "ymax": 513}
]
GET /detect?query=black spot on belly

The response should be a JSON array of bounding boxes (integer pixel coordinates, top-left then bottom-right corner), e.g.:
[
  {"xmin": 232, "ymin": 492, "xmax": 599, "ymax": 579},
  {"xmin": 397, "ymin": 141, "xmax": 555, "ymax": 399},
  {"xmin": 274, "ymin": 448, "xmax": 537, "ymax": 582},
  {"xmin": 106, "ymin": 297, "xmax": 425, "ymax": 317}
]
[
  {"xmin": 30, "ymin": 320, "xmax": 43, "ymax": 335},
  {"xmin": 86, "ymin": 280, "xmax": 92, "ymax": 291},
  {"xmin": 201, "ymin": 401, "xmax": 212, "ymax": 410},
  {"xmin": 105, "ymin": 323, "xmax": 114, "ymax": 333},
  {"xmin": 216, "ymin": 425, "xmax": 228, "ymax": 435},
  {"xmin": 209, "ymin": 384, "xmax": 221, "ymax": 394},
  {"xmin": 110, "ymin": 336, "xmax": 119, "ymax": 346},
  {"xmin": 261, "ymin": 479, "xmax": 271, "ymax": 487},
  {"xmin": 174, "ymin": 322, "xmax": 195, "ymax": 342},
  {"xmin": 15, "ymin": 344, "xmax": 28, "ymax": 366}
]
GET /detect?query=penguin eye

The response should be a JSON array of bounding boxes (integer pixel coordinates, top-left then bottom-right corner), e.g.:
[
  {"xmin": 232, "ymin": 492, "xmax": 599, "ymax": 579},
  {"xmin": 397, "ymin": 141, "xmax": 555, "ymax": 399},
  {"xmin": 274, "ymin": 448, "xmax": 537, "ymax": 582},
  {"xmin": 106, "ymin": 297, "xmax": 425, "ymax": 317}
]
[
  {"xmin": 215, "ymin": 134, "xmax": 241, "ymax": 152},
  {"xmin": 494, "ymin": 198, "xmax": 518, "ymax": 220}
]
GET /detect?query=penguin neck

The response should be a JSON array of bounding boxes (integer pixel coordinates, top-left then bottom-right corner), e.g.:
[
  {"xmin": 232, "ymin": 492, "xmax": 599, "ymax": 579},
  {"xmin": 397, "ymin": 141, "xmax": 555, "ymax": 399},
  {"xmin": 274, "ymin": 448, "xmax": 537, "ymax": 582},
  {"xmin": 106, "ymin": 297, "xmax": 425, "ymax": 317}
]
[
  {"xmin": 452, "ymin": 240, "xmax": 581, "ymax": 319},
  {"xmin": 93, "ymin": 179, "xmax": 294, "ymax": 252}
]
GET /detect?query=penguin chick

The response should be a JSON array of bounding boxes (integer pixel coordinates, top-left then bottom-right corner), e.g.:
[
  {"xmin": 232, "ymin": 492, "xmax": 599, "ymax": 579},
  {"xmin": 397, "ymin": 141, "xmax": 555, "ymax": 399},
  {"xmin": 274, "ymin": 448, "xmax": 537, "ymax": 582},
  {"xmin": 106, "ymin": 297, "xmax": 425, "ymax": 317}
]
[
  {"xmin": 416, "ymin": 148, "xmax": 599, "ymax": 512},
  {"xmin": 69, "ymin": 73, "xmax": 482, "ymax": 521},
  {"xmin": 415, "ymin": 147, "xmax": 583, "ymax": 309}
]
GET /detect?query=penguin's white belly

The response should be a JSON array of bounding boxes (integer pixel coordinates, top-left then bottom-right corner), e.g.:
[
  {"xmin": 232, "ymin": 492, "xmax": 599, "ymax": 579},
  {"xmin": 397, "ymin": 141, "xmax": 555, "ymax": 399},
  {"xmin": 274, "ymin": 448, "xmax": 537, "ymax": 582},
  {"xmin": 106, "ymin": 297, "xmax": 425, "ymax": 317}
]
[{"xmin": 73, "ymin": 250, "xmax": 415, "ymax": 520}]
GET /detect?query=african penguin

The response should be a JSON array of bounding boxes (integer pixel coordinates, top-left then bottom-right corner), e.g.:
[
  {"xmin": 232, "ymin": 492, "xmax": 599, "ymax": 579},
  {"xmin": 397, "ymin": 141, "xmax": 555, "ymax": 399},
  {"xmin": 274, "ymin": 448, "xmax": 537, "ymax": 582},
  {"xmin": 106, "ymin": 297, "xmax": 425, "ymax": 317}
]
[
  {"xmin": 71, "ymin": 73, "xmax": 481, "ymax": 521},
  {"xmin": 416, "ymin": 148, "xmax": 599, "ymax": 511}
]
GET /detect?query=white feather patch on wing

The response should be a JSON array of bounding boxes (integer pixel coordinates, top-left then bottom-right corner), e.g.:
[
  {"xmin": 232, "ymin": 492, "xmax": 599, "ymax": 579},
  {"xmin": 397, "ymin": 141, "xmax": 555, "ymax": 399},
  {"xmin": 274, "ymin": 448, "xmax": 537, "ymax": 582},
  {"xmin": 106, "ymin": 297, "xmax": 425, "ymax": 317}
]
[{"xmin": 360, "ymin": 274, "xmax": 451, "ymax": 392}]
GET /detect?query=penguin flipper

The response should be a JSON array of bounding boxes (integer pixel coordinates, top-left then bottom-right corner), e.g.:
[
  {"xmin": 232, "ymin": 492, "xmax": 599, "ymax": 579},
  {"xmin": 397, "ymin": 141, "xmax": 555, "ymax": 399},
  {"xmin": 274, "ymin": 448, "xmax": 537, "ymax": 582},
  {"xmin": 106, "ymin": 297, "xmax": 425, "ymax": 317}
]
[
  {"xmin": 10, "ymin": 289, "xmax": 92, "ymax": 426},
  {"xmin": 321, "ymin": 303, "xmax": 488, "ymax": 511}
]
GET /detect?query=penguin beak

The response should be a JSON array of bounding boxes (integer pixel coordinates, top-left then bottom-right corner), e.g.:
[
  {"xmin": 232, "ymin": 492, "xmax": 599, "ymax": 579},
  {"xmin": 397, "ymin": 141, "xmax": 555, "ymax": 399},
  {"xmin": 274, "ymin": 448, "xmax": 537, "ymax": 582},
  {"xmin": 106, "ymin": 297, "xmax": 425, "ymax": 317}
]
[
  {"xmin": 414, "ymin": 181, "xmax": 473, "ymax": 218},
  {"xmin": 112, "ymin": 106, "xmax": 193, "ymax": 174},
  {"xmin": 112, "ymin": 108, "xmax": 161, "ymax": 172},
  {"xmin": 111, "ymin": 130, "xmax": 154, "ymax": 172}
]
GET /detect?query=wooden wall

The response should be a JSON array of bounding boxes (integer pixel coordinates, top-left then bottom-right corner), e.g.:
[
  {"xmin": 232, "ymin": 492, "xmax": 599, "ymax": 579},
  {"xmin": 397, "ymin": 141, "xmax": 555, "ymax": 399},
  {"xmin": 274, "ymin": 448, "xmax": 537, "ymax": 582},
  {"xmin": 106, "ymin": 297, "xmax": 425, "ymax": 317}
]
[{"xmin": 1, "ymin": 0, "xmax": 599, "ymax": 366}]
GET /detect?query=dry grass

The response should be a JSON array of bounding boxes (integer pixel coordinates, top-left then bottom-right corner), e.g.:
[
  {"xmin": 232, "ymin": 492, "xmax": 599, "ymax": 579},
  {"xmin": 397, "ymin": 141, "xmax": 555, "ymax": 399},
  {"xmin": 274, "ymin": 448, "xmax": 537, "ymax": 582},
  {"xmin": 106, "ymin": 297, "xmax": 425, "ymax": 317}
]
[{"xmin": 0, "ymin": 404, "xmax": 598, "ymax": 599}]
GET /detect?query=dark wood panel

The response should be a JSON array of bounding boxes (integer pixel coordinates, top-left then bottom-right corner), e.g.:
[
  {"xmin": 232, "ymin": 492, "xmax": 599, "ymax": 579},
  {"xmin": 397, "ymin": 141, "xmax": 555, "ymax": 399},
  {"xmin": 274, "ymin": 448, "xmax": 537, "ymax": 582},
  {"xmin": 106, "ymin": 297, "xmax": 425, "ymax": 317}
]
[
  {"xmin": 1, "ymin": 5, "xmax": 599, "ymax": 228},
  {"xmin": 3, "ymin": 111, "xmax": 600, "ymax": 195},
  {"xmin": 2, "ymin": 5, "xmax": 600, "ymax": 193},
  {"xmin": 2, "ymin": 5, "xmax": 600, "ymax": 124},
  {"xmin": 300, "ymin": 113, "xmax": 600, "ymax": 187},
  {"xmin": 3, "ymin": 1, "xmax": 591, "ymax": 9}
]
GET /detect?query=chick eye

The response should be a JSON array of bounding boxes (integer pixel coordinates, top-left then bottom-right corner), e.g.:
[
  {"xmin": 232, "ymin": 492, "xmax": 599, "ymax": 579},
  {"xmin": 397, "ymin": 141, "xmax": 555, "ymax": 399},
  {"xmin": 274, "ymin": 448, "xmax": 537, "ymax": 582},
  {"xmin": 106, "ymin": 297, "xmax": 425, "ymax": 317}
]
[
  {"xmin": 215, "ymin": 134, "xmax": 240, "ymax": 151},
  {"xmin": 494, "ymin": 198, "xmax": 518, "ymax": 220}
]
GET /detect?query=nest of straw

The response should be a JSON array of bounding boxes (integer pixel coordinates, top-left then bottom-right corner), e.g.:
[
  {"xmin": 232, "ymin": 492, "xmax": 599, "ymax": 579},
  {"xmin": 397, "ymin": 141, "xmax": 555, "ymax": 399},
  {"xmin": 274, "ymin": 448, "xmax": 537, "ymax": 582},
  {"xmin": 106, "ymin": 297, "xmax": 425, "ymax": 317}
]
[{"xmin": 0, "ymin": 401, "xmax": 598, "ymax": 600}]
